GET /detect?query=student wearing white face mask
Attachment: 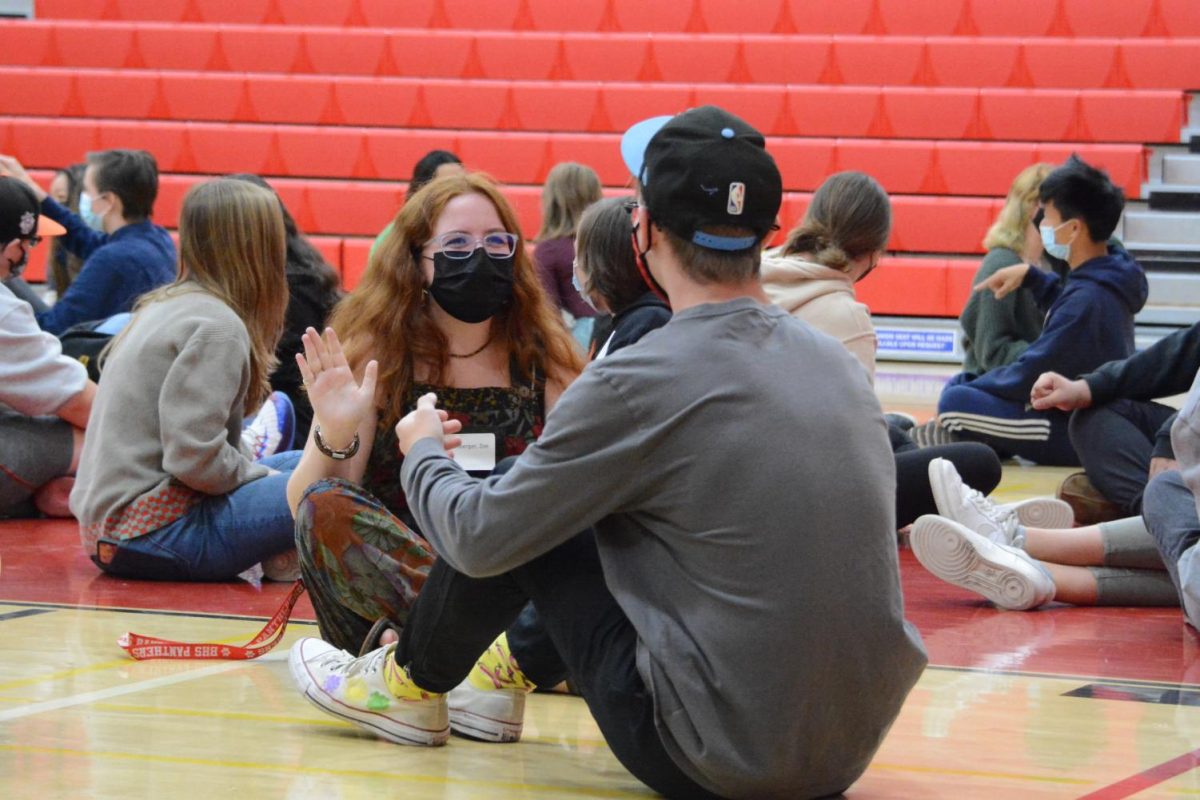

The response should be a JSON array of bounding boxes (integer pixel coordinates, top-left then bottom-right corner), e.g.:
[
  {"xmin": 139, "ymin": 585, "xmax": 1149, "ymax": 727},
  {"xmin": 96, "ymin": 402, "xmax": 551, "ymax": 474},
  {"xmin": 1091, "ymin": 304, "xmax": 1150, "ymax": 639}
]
[
  {"xmin": 929, "ymin": 155, "xmax": 1147, "ymax": 466},
  {"xmin": 0, "ymin": 150, "xmax": 176, "ymax": 335}
]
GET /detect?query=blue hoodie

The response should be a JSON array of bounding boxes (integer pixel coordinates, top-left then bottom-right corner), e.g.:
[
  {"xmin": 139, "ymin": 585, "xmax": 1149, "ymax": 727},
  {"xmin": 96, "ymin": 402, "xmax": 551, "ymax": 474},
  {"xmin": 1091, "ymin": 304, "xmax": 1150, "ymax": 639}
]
[
  {"xmin": 941, "ymin": 245, "xmax": 1148, "ymax": 405},
  {"xmin": 35, "ymin": 197, "xmax": 176, "ymax": 335}
]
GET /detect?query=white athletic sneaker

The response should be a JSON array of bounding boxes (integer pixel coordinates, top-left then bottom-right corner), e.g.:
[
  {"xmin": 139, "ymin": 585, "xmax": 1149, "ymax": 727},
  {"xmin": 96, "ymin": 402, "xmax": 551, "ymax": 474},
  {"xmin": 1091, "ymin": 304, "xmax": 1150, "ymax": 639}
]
[
  {"xmin": 447, "ymin": 634, "xmax": 534, "ymax": 743},
  {"xmin": 289, "ymin": 638, "xmax": 449, "ymax": 746},
  {"xmin": 911, "ymin": 515, "xmax": 1056, "ymax": 611},
  {"xmin": 998, "ymin": 497, "xmax": 1074, "ymax": 530},
  {"xmin": 242, "ymin": 391, "xmax": 296, "ymax": 461},
  {"xmin": 928, "ymin": 457, "xmax": 1023, "ymax": 545}
]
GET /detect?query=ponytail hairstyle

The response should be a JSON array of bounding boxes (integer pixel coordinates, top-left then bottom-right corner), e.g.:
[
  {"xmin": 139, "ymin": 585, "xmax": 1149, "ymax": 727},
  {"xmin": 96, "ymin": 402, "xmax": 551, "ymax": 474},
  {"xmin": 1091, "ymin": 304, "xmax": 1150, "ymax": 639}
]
[{"xmin": 782, "ymin": 172, "xmax": 891, "ymax": 271}]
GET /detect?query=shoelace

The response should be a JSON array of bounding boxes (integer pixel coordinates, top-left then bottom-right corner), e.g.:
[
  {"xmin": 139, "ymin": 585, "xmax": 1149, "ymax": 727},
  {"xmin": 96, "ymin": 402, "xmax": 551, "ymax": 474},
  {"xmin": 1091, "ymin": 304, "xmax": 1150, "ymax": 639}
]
[
  {"xmin": 316, "ymin": 644, "xmax": 393, "ymax": 678},
  {"xmin": 964, "ymin": 485, "xmax": 1018, "ymax": 538}
]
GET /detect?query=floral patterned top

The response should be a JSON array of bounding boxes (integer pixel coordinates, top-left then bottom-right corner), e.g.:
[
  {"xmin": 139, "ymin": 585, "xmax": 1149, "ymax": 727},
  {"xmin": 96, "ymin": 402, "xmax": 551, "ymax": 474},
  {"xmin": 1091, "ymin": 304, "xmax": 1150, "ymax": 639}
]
[{"xmin": 361, "ymin": 373, "xmax": 546, "ymax": 533}]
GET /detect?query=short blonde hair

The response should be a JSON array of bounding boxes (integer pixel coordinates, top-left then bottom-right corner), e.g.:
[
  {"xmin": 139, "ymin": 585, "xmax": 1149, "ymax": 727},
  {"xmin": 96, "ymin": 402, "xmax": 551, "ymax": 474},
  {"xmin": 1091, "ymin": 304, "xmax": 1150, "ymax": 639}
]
[
  {"xmin": 537, "ymin": 162, "xmax": 602, "ymax": 241},
  {"xmin": 983, "ymin": 163, "xmax": 1054, "ymax": 253}
]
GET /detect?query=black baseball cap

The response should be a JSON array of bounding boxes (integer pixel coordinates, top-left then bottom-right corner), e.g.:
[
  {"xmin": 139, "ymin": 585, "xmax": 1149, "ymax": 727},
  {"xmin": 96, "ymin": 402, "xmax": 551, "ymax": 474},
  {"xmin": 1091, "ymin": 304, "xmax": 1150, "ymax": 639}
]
[
  {"xmin": 0, "ymin": 178, "xmax": 65, "ymax": 244},
  {"xmin": 620, "ymin": 105, "xmax": 782, "ymax": 252}
]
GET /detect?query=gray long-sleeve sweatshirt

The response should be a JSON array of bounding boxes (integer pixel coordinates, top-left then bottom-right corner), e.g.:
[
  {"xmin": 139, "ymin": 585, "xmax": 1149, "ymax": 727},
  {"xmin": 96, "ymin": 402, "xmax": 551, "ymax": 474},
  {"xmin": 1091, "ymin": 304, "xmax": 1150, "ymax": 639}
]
[{"xmin": 402, "ymin": 297, "xmax": 928, "ymax": 800}]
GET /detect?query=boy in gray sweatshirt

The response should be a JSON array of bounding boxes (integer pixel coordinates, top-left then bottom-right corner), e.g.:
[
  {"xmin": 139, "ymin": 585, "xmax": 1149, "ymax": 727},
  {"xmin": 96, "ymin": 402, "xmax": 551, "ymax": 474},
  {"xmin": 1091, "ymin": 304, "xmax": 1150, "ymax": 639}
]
[
  {"xmin": 289, "ymin": 107, "xmax": 927, "ymax": 799},
  {"xmin": 0, "ymin": 178, "xmax": 95, "ymax": 518}
]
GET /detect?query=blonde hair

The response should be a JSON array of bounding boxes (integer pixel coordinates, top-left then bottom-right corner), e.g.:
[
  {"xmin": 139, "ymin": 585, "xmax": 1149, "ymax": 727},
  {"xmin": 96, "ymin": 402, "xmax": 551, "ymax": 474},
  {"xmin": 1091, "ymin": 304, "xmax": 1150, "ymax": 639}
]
[
  {"xmin": 117, "ymin": 179, "xmax": 287, "ymax": 412},
  {"xmin": 331, "ymin": 172, "xmax": 584, "ymax": 426},
  {"xmin": 782, "ymin": 172, "xmax": 891, "ymax": 272},
  {"xmin": 983, "ymin": 163, "xmax": 1054, "ymax": 253},
  {"xmin": 536, "ymin": 162, "xmax": 602, "ymax": 241}
]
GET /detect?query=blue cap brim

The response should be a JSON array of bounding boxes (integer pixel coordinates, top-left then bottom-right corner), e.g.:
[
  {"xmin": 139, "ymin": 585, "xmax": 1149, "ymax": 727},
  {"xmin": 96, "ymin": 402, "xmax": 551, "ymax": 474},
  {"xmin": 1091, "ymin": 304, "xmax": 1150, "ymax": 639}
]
[{"xmin": 620, "ymin": 115, "xmax": 674, "ymax": 187}]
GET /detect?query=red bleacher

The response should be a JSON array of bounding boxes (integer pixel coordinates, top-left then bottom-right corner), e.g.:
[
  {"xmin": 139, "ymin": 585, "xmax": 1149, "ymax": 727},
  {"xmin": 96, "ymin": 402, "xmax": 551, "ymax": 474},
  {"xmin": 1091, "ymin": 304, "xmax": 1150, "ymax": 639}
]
[{"xmin": 8, "ymin": 0, "xmax": 1197, "ymax": 316}]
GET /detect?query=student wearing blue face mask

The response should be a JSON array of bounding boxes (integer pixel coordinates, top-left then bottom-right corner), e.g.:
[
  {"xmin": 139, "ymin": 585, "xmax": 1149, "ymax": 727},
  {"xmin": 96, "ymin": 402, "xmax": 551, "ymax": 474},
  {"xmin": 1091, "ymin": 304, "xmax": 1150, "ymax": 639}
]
[
  {"xmin": 926, "ymin": 155, "xmax": 1147, "ymax": 466},
  {"xmin": 0, "ymin": 150, "xmax": 176, "ymax": 335}
]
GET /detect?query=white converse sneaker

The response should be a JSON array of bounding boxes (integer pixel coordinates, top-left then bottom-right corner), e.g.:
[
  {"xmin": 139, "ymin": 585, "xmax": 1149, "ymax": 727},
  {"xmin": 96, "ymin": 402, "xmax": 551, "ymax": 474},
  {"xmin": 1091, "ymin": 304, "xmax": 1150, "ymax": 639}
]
[
  {"xmin": 911, "ymin": 515, "xmax": 1056, "ymax": 611},
  {"xmin": 928, "ymin": 457, "xmax": 1023, "ymax": 545},
  {"xmin": 288, "ymin": 638, "xmax": 449, "ymax": 746},
  {"xmin": 447, "ymin": 634, "xmax": 534, "ymax": 743},
  {"xmin": 998, "ymin": 497, "xmax": 1074, "ymax": 530}
]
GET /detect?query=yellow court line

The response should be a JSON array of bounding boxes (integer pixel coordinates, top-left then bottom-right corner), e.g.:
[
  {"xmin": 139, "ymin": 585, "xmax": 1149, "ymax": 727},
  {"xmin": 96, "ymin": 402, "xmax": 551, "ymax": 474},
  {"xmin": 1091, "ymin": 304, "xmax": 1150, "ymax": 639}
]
[
  {"xmin": 0, "ymin": 744, "xmax": 646, "ymax": 798},
  {"xmin": 86, "ymin": 701, "xmax": 611, "ymax": 746},
  {"xmin": 0, "ymin": 631, "xmax": 295, "ymax": 692}
]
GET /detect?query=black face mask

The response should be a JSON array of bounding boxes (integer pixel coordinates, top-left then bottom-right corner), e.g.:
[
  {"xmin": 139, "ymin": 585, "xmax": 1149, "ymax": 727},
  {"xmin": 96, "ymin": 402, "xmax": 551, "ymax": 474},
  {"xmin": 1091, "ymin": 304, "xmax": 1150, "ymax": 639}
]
[{"xmin": 428, "ymin": 249, "xmax": 515, "ymax": 324}]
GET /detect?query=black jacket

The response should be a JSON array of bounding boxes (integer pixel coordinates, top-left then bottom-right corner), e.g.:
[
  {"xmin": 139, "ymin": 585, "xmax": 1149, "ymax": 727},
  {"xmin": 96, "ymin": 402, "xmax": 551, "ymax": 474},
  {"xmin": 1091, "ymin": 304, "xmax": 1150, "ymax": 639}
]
[{"xmin": 1083, "ymin": 320, "xmax": 1200, "ymax": 459}]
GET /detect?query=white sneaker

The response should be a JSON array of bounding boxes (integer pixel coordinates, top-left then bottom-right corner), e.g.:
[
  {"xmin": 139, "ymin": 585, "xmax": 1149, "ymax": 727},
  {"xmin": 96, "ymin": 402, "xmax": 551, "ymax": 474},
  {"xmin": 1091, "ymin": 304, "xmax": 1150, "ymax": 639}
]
[
  {"xmin": 911, "ymin": 515, "xmax": 1056, "ymax": 611},
  {"xmin": 242, "ymin": 391, "xmax": 296, "ymax": 461},
  {"xmin": 288, "ymin": 638, "xmax": 449, "ymax": 746},
  {"xmin": 928, "ymin": 457, "xmax": 1023, "ymax": 545},
  {"xmin": 447, "ymin": 634, "xmax": 534, "ymax": 743},
  {"xmin": 998, "ymin": 497, "xmax": 1074, "ymax": 530}
]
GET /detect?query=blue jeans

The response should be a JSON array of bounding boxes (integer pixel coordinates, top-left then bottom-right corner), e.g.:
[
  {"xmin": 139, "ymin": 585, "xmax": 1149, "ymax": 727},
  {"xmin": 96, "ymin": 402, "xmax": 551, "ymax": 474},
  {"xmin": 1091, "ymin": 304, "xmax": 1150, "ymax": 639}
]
[{"xmin": 98, "ymin": 451, "xmax": 302, "ymax": 581}]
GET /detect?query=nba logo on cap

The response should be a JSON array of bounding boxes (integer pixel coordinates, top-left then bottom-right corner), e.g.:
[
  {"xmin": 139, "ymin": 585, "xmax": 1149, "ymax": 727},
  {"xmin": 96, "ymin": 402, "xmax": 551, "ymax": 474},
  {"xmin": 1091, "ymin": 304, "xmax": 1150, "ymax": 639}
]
[{"xmin": 727, "ymin": 182, "xmax": 745, "ymax": 215}]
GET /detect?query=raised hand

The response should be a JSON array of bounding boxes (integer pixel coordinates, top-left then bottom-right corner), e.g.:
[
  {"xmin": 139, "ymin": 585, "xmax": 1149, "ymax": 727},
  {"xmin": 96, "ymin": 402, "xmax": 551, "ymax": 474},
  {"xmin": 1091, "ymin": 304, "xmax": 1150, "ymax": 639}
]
[
  {"xmin": 296, "ymin": 327, "xmax": 377, "ymax": 445},
  {"xmin": 974, "ymin": 263, "xmax": 1031, "ymax": 301},
  {"xmin": 0, "ymin": 155, "xmax": 47, "ymax": 200},
  {"xmin": 1030, "ymin": 371, "xmax": 1093, "ymax": 411}
]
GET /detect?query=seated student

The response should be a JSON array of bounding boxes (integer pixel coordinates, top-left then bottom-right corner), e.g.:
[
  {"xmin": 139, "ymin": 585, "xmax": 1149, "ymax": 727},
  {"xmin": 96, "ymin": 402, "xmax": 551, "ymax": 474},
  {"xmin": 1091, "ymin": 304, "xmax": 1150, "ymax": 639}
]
[
  {"xmin": 931, "ymin": 155, "xmax": 1147, "ymax": 466},
  {"xmin": 760, "ymin": 171, "xmax": 1063, "ymax": 530},
  {"xmin": 534, "ymin": 162, "xmax": 603, "ymax": 347},
  {"xmin": 0, "ymin": 178, "xmax": 96, "ymax": 519},
  {"xmin": 71, "ymin": 179, "xmax": 301, "ymax": 581},
  {"xmin": 959, "ymin": 163, "xmax": 1056, "ymax": 375},
  {"xmin": 284, "ymin": 172, "xmax": 582, "ymax": 657},
  {"xmin": 287, "ymin": 106, "xmax": 927, "ymax": 800},
  {"xmin": 370, "ymin": 149, "xmax": 465, "ymax": 259},
  {"xmin": 1144, "ymin": 370, "xmax": 1200, "ymax": 629},
  {"xmin": 1032, "ymin": 323, "xmax": 1200, "ymax": 525},
  {"xmin": 910, "ymin": 458, "xmax": 1177, "ymax": 611},
  {"xmin": 0, "ymin": 151, "xmax": 176, "ymax": 335},
  {"xmin": 571, "ymin": 196, "xmax": 671, "ymax": 358},
  {"xmin": 229, "ymin": 174, "xmax": 342, "ymax": 443}
]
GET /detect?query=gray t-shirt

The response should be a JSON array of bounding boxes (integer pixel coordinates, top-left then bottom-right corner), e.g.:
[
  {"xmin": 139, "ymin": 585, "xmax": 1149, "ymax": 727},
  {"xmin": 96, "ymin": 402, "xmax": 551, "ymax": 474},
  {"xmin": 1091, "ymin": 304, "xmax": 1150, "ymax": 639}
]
[{"xmin": 402, "ymin": 297, "xmax": 927, "ymax": 799}]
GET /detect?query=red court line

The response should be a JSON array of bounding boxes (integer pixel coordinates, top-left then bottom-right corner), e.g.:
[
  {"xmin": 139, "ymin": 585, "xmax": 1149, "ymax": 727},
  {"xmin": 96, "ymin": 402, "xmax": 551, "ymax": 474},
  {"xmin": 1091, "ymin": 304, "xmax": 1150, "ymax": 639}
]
[{"xmin": 1079, "ymin": 748, "xmax": 1200, "ymax": 799}]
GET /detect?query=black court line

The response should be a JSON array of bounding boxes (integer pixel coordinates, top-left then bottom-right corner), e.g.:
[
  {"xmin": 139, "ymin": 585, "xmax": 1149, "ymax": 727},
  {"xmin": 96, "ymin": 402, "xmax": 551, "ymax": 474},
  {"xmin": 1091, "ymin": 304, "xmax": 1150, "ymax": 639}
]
[
  {"xmin": 0, "ymin": 600, "xmax": 318, "ymax": 626},
  {"xmin": 0, "ymin": 608, "xmax": 54, "ymax": 623},
  {"xmin": 1063, "ymin": 683, "xmax": 1200, "ymax": 708}
]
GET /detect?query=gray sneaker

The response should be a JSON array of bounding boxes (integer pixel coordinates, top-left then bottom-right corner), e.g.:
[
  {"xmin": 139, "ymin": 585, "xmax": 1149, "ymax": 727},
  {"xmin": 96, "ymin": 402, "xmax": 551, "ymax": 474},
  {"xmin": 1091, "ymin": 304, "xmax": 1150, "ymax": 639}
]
[
  {"xmin": 911, "ymin": 515, "xmax": 1056, "ymax": 610},
  {"xmin": 912, "ymin": 419, "xmax": 960, "ymax": 448}
]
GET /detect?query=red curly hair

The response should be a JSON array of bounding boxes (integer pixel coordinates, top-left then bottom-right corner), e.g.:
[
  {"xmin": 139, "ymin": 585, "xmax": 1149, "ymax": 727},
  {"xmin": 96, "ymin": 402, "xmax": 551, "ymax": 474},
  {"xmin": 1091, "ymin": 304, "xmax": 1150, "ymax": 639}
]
[{"xmin": 330, "ymin": 172, "xmax": 583, "ymax": 425}]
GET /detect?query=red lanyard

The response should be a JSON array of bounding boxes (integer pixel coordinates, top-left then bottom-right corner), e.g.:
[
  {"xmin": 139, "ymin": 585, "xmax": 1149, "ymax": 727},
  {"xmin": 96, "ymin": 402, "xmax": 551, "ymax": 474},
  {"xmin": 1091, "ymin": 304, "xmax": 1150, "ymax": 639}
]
[{"xmin": 118, "ymin": 580, "xmax": 307, "ymax": 661}]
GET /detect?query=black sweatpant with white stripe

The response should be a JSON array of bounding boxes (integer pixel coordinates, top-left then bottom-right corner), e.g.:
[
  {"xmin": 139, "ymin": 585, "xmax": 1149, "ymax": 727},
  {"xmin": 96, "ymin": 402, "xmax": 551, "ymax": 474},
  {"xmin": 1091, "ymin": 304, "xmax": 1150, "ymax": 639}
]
[{"xmin": 937, "ymin": 375, "xmax": 1080, "ymax": 466}]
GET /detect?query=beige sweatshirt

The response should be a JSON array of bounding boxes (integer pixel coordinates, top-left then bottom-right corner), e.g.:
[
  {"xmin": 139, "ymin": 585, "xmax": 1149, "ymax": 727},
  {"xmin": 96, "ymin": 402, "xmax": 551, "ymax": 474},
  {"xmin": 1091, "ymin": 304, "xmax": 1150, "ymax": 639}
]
[
  {"xmin": 71, "ymin": 287, "xmax": 268, "ymax": 550},
  {"xmin": 759, "ymin": 249, "xmax": 877, "ymax": 383}
]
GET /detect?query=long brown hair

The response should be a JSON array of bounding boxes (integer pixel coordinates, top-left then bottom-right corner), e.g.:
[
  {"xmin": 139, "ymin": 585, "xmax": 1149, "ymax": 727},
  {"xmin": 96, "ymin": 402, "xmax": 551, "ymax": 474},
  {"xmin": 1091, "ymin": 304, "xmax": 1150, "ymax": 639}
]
[
  {"xmin": 782, "ymin": 172, "xmax": 891, "ymax": 271},
  {"xmin": 119, "ymin": 179, "xmax": 287, "ymax": 412},
  {"xmin": 332, "ymin": 172, "xmax": 583, "ymax": 425},
  {"xmin": 536, "ymin": 162, "xmax": 602, "ymax": 241}
]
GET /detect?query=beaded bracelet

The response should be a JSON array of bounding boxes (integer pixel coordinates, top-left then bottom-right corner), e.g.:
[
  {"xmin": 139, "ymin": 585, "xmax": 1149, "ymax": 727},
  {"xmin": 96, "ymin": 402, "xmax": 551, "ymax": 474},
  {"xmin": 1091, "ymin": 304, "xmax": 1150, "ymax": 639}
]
[{"xmin": 313, "ymin": 425, "xmax": 360, "ymax": 461}]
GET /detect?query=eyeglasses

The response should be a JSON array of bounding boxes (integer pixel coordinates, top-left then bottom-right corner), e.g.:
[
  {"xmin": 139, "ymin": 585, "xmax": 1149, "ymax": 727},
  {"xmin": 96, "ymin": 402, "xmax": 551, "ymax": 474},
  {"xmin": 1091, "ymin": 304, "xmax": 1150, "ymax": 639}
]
[{"xmin": 427, "ymin": 231, "xmax": 518, "ymax": 260}]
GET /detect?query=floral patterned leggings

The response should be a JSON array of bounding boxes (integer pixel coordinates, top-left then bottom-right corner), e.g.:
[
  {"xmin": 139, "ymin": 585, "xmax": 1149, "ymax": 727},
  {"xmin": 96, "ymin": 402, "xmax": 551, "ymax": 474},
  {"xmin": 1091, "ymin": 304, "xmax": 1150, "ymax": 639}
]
[{"xmin": 294, "ymin": 478, "xmax": 436, "ymax": 653}]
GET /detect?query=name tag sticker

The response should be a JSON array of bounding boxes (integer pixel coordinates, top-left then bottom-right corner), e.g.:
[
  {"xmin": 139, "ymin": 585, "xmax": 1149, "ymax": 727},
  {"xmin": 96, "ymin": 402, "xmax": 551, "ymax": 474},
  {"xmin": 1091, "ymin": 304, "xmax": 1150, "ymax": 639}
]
[{"xmin": 453, "ymin": 433, "xmax": 497, "ymax": 471}]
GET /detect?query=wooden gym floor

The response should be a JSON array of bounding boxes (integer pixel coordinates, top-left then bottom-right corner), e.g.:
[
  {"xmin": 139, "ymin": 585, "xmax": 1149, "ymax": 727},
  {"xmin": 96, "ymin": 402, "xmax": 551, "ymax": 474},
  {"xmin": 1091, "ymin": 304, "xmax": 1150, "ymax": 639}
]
[{"xmin": 2, "ymin": 364, "xmax": 1198, "ymax": 799}]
